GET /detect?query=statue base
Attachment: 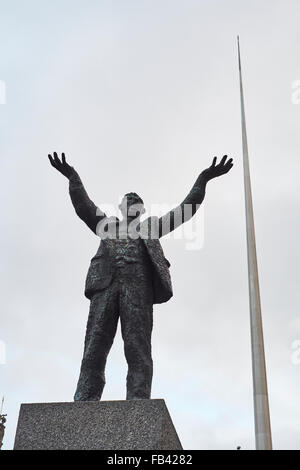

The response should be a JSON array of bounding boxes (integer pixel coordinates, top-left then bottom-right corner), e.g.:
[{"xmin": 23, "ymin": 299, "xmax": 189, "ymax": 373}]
[{"xmin": 13, "ymin": 399, "xmax": 182, "ymax": 450}]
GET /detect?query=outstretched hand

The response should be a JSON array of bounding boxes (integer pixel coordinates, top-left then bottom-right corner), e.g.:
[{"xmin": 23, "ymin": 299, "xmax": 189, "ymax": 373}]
[
  {"xmin": 48, "ymin": 152, "xmax": 75, "ymax": 178},
  {"xmin": 201, "ymin": 155, "xmax": 233, "ymax": 182}
]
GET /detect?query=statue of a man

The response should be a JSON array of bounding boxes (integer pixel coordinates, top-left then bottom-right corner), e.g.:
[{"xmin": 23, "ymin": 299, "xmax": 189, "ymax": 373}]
[
  {"xmin": 0, "ymin": 414, "xmax": 6, "ymax": 450},
  {"xmin": 48, "ymin": 153, "xmax": 233, "ymax": 401}
]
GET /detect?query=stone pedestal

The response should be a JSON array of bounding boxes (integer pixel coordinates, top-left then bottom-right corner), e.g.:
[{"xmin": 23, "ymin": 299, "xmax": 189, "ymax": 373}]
[{"xmin": 14, "ymin": 399, "xmax": 182, "ymax": 450}]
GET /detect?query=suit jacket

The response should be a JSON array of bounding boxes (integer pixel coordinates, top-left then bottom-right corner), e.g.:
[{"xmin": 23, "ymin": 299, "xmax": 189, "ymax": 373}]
[
  {"xmin": 68, "ymin": 169, "xmax": 206, "ymax": 305},
  {"xmin": 84, "ymin": 217, "xmax": 172, "ymax": 304}
]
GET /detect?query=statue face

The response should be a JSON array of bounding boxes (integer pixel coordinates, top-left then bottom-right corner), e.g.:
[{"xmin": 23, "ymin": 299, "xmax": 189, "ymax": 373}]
[{"xmin": 119, "ymin": 193, "xmax": 145, "ymax": 218}]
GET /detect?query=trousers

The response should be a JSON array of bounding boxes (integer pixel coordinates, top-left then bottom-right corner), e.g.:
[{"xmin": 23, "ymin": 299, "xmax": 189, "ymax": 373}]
[{"xmin": 74, "ymin": 264, "xmax": 154, "ymax": 401}]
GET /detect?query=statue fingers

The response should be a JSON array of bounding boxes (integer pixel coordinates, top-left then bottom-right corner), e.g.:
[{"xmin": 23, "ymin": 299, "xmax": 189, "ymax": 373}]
[
  {"xmin": 48, "ymin": 154, "xmax": 56, "ymax": 167},
  {"xmin": 211, "ymin": 156, "xmax": 217, "ymax": 167},
  {"xmin": 219, "ymin": 155, "xmax": 228, "ymax": 166},
  {"xmin": 53, "ymin": 151, "xmax": 61, "ymax": 165}
]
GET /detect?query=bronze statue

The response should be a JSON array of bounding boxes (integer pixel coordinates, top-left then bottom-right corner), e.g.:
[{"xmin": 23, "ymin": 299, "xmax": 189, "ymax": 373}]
[
  {"xmin": 0, "ymin": 414, "xmax": 6, "ymax": 450},
  {"xmin": 48, "ymin": 152, "xmax": 233, "ymax": 400}
]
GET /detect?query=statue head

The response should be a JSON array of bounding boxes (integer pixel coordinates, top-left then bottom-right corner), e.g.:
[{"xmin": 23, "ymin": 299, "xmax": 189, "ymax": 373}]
[{"xmin": 119, "ymin": 192, "xmax": 145, "ymax": 219}]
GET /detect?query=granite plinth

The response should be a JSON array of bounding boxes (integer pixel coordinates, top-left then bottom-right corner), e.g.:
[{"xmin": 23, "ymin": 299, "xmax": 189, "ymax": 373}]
[{"xmin": 14, "ymin": 399, "xmax": 182, "ymax": 450}]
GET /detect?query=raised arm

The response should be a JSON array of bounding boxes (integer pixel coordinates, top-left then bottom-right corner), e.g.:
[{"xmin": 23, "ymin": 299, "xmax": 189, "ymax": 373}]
[
  {"xmin": 158, "ymin": 155, "xmax": 233, "ymax": 237},
  {"xmin": 48, "ymin": 152, "xmax": 106, "ymax": 234}
]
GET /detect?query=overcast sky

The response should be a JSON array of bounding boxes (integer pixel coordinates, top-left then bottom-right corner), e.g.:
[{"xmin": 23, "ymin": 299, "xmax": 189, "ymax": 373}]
[{"xmin": 1, "ymin": 0, "xmax": 300, "ymax": 450}]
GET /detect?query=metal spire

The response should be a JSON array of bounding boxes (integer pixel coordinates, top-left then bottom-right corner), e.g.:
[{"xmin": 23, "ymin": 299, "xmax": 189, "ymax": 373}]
[{"xmin": 237, "ymin": 36, "xmax": 272, "ymax": 450}]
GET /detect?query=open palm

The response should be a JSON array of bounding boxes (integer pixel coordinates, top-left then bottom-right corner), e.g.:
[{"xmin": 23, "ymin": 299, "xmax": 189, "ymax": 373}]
[
  {"xmin": 201, "ymin": 155, "xmax": 233, "ymax": 181},
  {"xmin": 48, "ymin": 152, "xmax": 74, "ymax": 178}
]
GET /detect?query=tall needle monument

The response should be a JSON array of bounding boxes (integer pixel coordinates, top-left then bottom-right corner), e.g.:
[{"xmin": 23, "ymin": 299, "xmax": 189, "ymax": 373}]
[{"xmin": 237, "ymin": 36, "xmax": 272, "ymax": 450}]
